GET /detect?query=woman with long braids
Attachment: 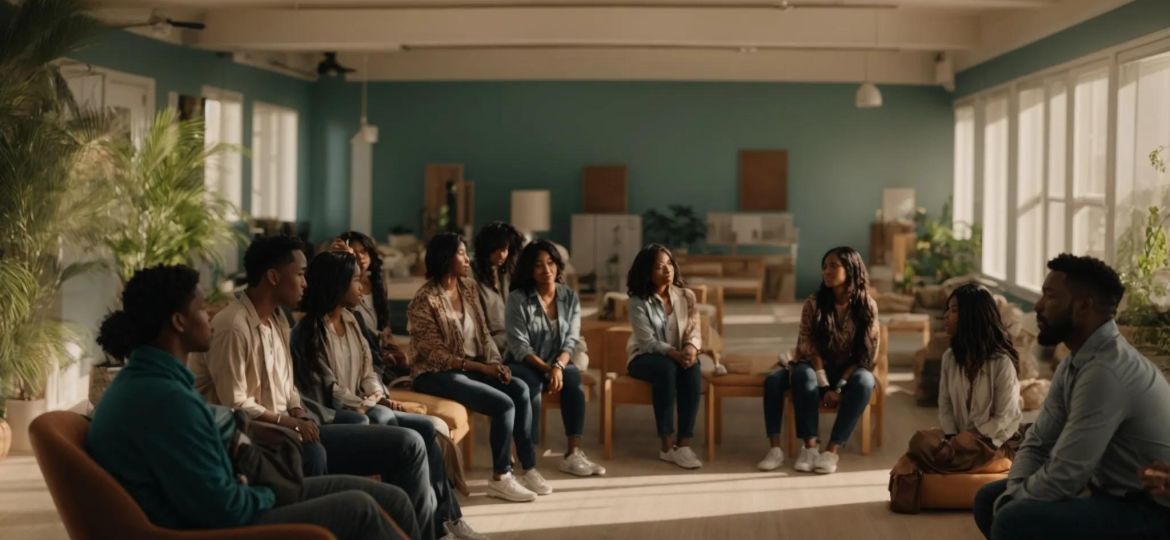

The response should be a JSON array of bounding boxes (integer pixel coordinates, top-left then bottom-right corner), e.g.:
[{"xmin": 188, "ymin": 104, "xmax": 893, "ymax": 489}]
[
  {"xmin": 784, "ymin": 246, "xmax": 879, "ymax": 475},
  {"xmin": 472, "ymin": 222, "xmax": 525, "ymax": 353},
  {"xmin": 290, "ymin": 251, "xmax": 484, "ymax": 540},
  {"xmin": 89, "ymin": 265, "xmax": 419, "ymax": 540}
]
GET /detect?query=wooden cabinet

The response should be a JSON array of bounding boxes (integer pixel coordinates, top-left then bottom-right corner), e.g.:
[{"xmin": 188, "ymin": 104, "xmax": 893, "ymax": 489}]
[{"xmin": 571, "ymin": 214, "xmax": 642, "ymax": 293}]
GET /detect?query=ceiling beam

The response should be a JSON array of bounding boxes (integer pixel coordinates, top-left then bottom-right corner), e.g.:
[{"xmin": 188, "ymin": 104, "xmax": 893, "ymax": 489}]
[
  {"xmin": 193, "ymin": 7, "xmax": 977, "ymax": 51},
  {"xmin": 335, "ymin": 48, "xmax": 940, "ymax": 82}
]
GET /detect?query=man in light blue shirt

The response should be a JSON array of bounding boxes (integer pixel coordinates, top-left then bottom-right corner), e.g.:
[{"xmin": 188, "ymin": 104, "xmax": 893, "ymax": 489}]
[{"xmin": 973, "ymin": 254, "xmax": 1170, "ymax": 540}]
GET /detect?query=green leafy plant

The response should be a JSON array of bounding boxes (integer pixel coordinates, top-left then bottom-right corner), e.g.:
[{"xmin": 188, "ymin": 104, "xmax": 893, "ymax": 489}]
[
  {"xmin": 1116, "ymin": 147, "xmax": 1170, "ymax": 354},
  {"xmin": 103, "ymin": 109, "xmax": 245, "ymax": 284},
  {"xmin": 0, "ymin": 0, "xmax": 119, "ymax": 402},
  {"xmin": 907, "ymin": 200, "xmax": 982, "ymax": 284},
  {"xmin": 643, "ymin": 205, "xmax": 706, "ymax": 250}
]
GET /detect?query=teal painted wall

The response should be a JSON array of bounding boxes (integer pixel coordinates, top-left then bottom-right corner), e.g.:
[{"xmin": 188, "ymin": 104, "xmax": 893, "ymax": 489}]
[
  {"xmin": 313, "ymin": 82, "xmax": 955, "ymax": 295},
  {"xmin": 956, "ymin": 0, "xmax": 1170, "ymax": 97},
  {"xmin": 69, "ymin": 30, "xmax": 315, "ymax": 222}
]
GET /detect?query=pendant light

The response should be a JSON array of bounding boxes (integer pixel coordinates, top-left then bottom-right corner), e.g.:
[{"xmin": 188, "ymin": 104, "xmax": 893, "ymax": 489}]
[
  {"xmin": 359, "ymin": 54, "xmax": 379, "ymax": 143},
  {"xmin": 855, "ymin": 12, "xmax": 883, "ymax": 109}
]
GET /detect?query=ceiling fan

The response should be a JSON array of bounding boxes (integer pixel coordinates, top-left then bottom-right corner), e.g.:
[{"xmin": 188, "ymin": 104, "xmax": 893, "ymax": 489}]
[
  {"xmin": 317, "ymin": 52, "xmax": 356, "ymax": 77},
  {"xmin": 116, "ymin": 10, "xmax": 205, "ymax": 34}
]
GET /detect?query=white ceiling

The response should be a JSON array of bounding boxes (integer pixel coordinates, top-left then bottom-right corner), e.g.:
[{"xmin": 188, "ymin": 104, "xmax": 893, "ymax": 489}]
[{"xmin": 85, "ymin": 0, "xmax": 1133, "ymax": 82}]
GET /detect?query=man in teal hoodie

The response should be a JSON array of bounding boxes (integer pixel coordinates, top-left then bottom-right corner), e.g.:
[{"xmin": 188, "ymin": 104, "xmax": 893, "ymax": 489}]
[{"xmin": 87, "ymin": 264, "xmax": 419, "ymax": 540}]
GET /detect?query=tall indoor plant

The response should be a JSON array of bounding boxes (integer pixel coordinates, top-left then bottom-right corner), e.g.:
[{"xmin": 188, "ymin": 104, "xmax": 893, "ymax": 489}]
[
  {"xmin": 1116, "ymin": 147, "xmax": 1170, "ymax": 356},
  {"xmin": 89, "ymin": 110, "xmax": 244, "ymax": 404},
  {"xmin": 902, "ymin": 200, "xmax": 982, "ymax": 291},
  {"xmin": 0, "ymin": 0, "xmax": 119, "ymax": 454}
]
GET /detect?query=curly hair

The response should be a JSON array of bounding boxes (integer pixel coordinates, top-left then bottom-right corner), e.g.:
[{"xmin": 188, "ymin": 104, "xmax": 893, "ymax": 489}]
[
  {"xmin": 97, "ymin": 265, "xmax": 200, "ymax": 361},
  {"xmin": 510, "ymin": 240, "xmax": 565, "ymax": 292},
  {"xmin": 627, "ymin": 244, "xmax": 685, "ymax": 299},
  {"xmin": 472, "ymin": 221, "xmax": 523, "ymax": 293},
  {"xmin": 812, "ymin": 246, "xmax": 875, "ymax": 365},
  {"xmin": 1047, "ymin": 253, "xmax": 1126, "ymax": 317}
]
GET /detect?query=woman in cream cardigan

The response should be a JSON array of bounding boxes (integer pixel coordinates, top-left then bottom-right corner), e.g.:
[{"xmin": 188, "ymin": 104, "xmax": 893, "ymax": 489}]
[{"xmin": 624, "ymin": 244, "xmax": 704, "ymax": 470}]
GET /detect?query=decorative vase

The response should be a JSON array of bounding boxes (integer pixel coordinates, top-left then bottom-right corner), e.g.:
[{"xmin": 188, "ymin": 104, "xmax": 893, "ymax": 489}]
[
  {"xmin": 0, "ymin": 418, "xmax": 11, "ymax": 460},
  {"xmin": 6, "ymin": 398, "xmax": 47, "ymax": 454}
]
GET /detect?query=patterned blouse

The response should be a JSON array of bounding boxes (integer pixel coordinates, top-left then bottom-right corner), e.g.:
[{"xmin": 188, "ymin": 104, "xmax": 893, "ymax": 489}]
[
  {"xmin": 407, "ymin": 276, "xmax": 502, "ymax": 376},
  {"xmin": 794, "ymin": 293, "xmax": 880, "ymax": 371}
]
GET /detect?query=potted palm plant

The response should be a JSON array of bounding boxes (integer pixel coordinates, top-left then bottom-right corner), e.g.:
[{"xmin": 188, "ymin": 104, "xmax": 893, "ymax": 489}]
[
  {"xmin": 90, "ymin": 109, "xmax": 245, "ymax": 406},
  {"xmin": 0, "ymin": 0, "xmax": 120, "ymax": 455}
]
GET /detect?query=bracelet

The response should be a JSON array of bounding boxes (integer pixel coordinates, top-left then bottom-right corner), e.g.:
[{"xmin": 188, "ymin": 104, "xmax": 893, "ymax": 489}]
[
  {"xmin": 814, "ymin": 369, "xmax": 830, "ymax": 388},
  {"xmin": 274, "ymin": 413, "xmax": 282, "ymax": 427},
  {"xmin": 835, "ymin": 379, "xmax": 847, "ymax": 392},
  {"xmin": 461, "ymin": 358, "xmax": 467, "ymax": 371}
]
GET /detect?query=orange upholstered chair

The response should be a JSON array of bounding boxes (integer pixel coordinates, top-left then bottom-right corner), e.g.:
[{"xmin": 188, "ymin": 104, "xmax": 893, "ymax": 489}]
[{"xmin": 29, "ymin": 411, "xmax": 334, "ymax": 540}]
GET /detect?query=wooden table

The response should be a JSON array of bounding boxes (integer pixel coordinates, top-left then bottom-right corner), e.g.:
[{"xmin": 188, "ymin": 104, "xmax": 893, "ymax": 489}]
[{"xmin": 880, "ymin": 313, "xmax": 932, "ymax": 349}]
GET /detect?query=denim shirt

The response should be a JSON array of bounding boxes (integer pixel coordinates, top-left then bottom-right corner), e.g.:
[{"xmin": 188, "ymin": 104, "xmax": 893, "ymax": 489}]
[
  {"xmin": 504, "ymin": 284, "xmax": 581, "ymax": 364},
  {"xmin": 999, "ymin": 320, "xmax": 1170, "ymax": 511},
  {"xmin": 625, "ymin": 285, "xmax": 701, "ymax": 365}
]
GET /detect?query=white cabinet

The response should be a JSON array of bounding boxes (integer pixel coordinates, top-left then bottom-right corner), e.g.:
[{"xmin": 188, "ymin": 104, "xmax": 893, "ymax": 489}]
[{"xmin": 571, "ymin": 214, "xmax": 642, "ymax": 292}]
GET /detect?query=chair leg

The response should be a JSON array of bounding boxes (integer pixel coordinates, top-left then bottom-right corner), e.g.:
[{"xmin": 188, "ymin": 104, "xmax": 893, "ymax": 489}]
[
  {"xmin": 875, "ymin": 393, "xmax": 884, "ymax": 449},
  {"xmin": 462, "ymin": 418, "xmax": 474, "ymax": 469},
  {"xmin": 715, "ymin": 395, "xmax": 724, "ymax": 444},
  {"xmin": 860, "ymin": 403, "xmax": 872, "ymax": 456},
  {"xmin": 706, "ymin": 383, "xmax": 716, "ymax": 462},
  {"xmin": 603, "ymin": 380, "xmax": 614, "ymax": 459},
  {"xmin": 784, "ymin": 397, "xmax": 797, "ymax": 457},
  {"xmin": 540, "ymin": 404, "xmax": 548, "ymax": 449}
]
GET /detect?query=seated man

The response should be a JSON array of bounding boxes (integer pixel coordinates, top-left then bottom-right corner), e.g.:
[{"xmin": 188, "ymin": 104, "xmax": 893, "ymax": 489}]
[
  {"xmin": 973, "ymin": 254, "xmax": 1170, "ymax": 540},
  {"xmin": 189, "ymin": 235, "xmax": 441, "ymax": 540},
  {"xmin": 89, "ymin": 264, "xmax": 417, "ymax": 540}
]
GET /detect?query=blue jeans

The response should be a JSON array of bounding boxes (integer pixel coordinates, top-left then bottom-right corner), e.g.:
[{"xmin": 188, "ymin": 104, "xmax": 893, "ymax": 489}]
[
  {"xmin": 413, "ymin": 369, "xmax": 536, "ymax": 475},
  {"xmin": 253, "ymin": 475, "xmax": 419, "ymax": 540},
  {"xmin": 974, "ymin": 479, "xmax": 1170, "ymax": 540},
  {"xmin": 334, "ymin": 406, "xmax": 463, "ymax": 526},
  {"xmin": 301, "ymin": 423, "xmax": 437, "ymax": 540},
  {"xmin": 507, "ymin": 361, "xmax": 586, "ymax": 445},
  {"xmin": 790, "ymin": 362, "xmax": 875, "ymax": 446},
  {"xmin": 627, "ymin": 354, "xmax": 702, "ymax": 440},
  {"xmin": 762, "ymin": 368, "xmax": 790, "ymax": 437}
]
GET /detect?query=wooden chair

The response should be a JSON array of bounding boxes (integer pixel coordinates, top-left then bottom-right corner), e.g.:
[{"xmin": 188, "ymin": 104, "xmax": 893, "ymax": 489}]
[
  {"xmin": 29, "ymin": 411, "xmax": 335, "ymax": 540},
  {"xmin": 782, "ymin": 325, "xmax": 888, "ymax": 456},
  {"xmin": 598, "ymin": 310, "xmax": 719, "ymax": 460}
]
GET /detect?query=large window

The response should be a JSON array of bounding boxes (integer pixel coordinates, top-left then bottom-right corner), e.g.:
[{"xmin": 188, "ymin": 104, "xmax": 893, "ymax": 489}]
[
  {"xmin": 203, "ymin": 87, "xmax": 244, "ymax": 214},
  {"xmin": 251, "ymin": 102, "xmax": 298, "ymax": 222},
  {"xmin": 954, "ymin": 34, "xmax": 1170, "ymax": 298}
]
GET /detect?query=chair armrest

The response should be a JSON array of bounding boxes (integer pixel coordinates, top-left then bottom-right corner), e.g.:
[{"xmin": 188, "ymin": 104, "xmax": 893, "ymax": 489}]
[
  {"xmin": 160, "ymin": 524, "xmax": 335, "ymax": 540},
  {"xmin": 605, "ymin": 372, "xmax": 619, "ymax": 381}
]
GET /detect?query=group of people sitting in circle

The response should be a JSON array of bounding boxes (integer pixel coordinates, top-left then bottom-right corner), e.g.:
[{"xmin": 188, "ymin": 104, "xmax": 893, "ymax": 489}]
[{"xmin": 84, "ymin": 217, "xmax": 1170, "ymax": 540}]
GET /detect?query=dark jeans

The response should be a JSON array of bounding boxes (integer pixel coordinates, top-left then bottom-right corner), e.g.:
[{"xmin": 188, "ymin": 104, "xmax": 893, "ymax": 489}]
[
  {"xmin": 253, "ymin": 474, "xmax": 419, "ymax": 540},
  {"xmin": 507, "ymin": 361, "xmax": 586, "ymax": 445},
  {"xmin": 300, "ymin": 423, "xmax": 437, "ymax": 540},
  {"xmin": 790, "ymin": 362, "xmax": 875, "ymax": 446},
  {"xmin": 334, "ymin": 406, "xmax": 463, "ymax": 525},
  {"xmin": 627, "ymin": 353, "xmax": 702, "ymax": 440},
  {"xmin": 762, "ymin": 368, "xmax": 790, "ymax": 437},
  {"xmin": 974, "ymin": 479, "xmax": 1170, "ymax": 540},
  {"xmin": 413, "ymin": 369, "xmax": 536, "ymax": 475}
]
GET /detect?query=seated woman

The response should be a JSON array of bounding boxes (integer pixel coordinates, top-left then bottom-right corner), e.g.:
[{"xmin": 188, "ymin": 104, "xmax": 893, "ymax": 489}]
[
  {"xmin": 915, "ymin": 283, "xmax": 1022, "ymax": 470},
  {"xmin": 291, "ymin": 251, "xmax": 483, "ymax": 540},
  {"xmin": 625, "ymin": 244, "xmax": 704, "ymax": 470},
  {"xmin": 504, "ymin": 240, "xmax": 605, "ymax": 477},
  {"xmin": 408, "ymin": 232, "xmax": 550, "ymax": 503},
  {"xmin": 88, "ymin": 264, "xmax": 417, "ymax": 540},
  {"xmin": 332, "ymin": 230, "xmax": 410, "ymax": 378},
  {"xmin": 786, "ymin": 246, "xmax": 879, "ymax": 475},
  {"xmin": 472, "ymin": 221, "xmax": 525, "ymax": 354}
]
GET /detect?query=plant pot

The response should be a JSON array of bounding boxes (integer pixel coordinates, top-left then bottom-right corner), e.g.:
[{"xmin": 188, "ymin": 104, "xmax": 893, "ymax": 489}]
[
  {"xmin": 89, "ymin": 365, "xmax": 123, "ymax": 409},
  {"xmin": 6, "ymin": 398, "xmax": 47, "ymax": 455},
  {"xmin": 0, "ymin": 418, "xmax": 11, "ymax": 461}
]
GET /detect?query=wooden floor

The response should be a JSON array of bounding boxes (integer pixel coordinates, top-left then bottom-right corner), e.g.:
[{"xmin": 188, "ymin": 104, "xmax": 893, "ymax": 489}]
[{"xmin": 0, "ymin": 301, "xmax": 985, "ymax": 540}]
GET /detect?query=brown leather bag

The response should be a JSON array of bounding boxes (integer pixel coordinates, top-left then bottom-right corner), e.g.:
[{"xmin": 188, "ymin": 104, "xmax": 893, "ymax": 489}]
[{"xmin": 889, "ymin": 454, "xmax": 924, "ymax": 514}]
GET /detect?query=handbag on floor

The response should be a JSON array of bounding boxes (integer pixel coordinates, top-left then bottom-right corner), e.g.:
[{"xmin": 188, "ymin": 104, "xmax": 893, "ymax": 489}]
[
  {"xmin": 889, "ymin": 454, "xmax": 924, "ymax": 514},
  {"xmin": 213, "ymin": 405, "xmax": 306, "ymax": 506}
]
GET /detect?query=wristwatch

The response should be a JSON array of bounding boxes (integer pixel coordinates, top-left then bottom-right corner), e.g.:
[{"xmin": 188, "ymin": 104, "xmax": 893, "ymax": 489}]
[{"xmin": 834, "ymin": 379, "xmax": 848, "ymax": 392}]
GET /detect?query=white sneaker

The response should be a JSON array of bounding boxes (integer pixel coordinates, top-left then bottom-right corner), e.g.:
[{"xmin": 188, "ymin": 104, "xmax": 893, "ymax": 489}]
[
  {"xmin": 814, "ymin": 451, "xmax": 839, "ymax": 474},
  {"xmin": 756, "ymin": 447, "xmax": 785, "ymax": 471},
  {"xmin": 519, "ymin": 468, "xmax": 554, "ymax": 495},
  {"xmin": 560, "ymin": 448, "xmax": 606, "ymax": 477},
  {"xmin": 793, "ymin": 446, "xmax": 819, "ymax": 473},
  {"xmin": 487, "ymin": 473, "xmax": 537, "ymax": 502},
  {"xmin": 444, "ymin": 519, "xmax": 489, "ymax": 540},
  {"xmin": 659, "ymin": 446, "xmax": 703, "ymax": 469}
]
